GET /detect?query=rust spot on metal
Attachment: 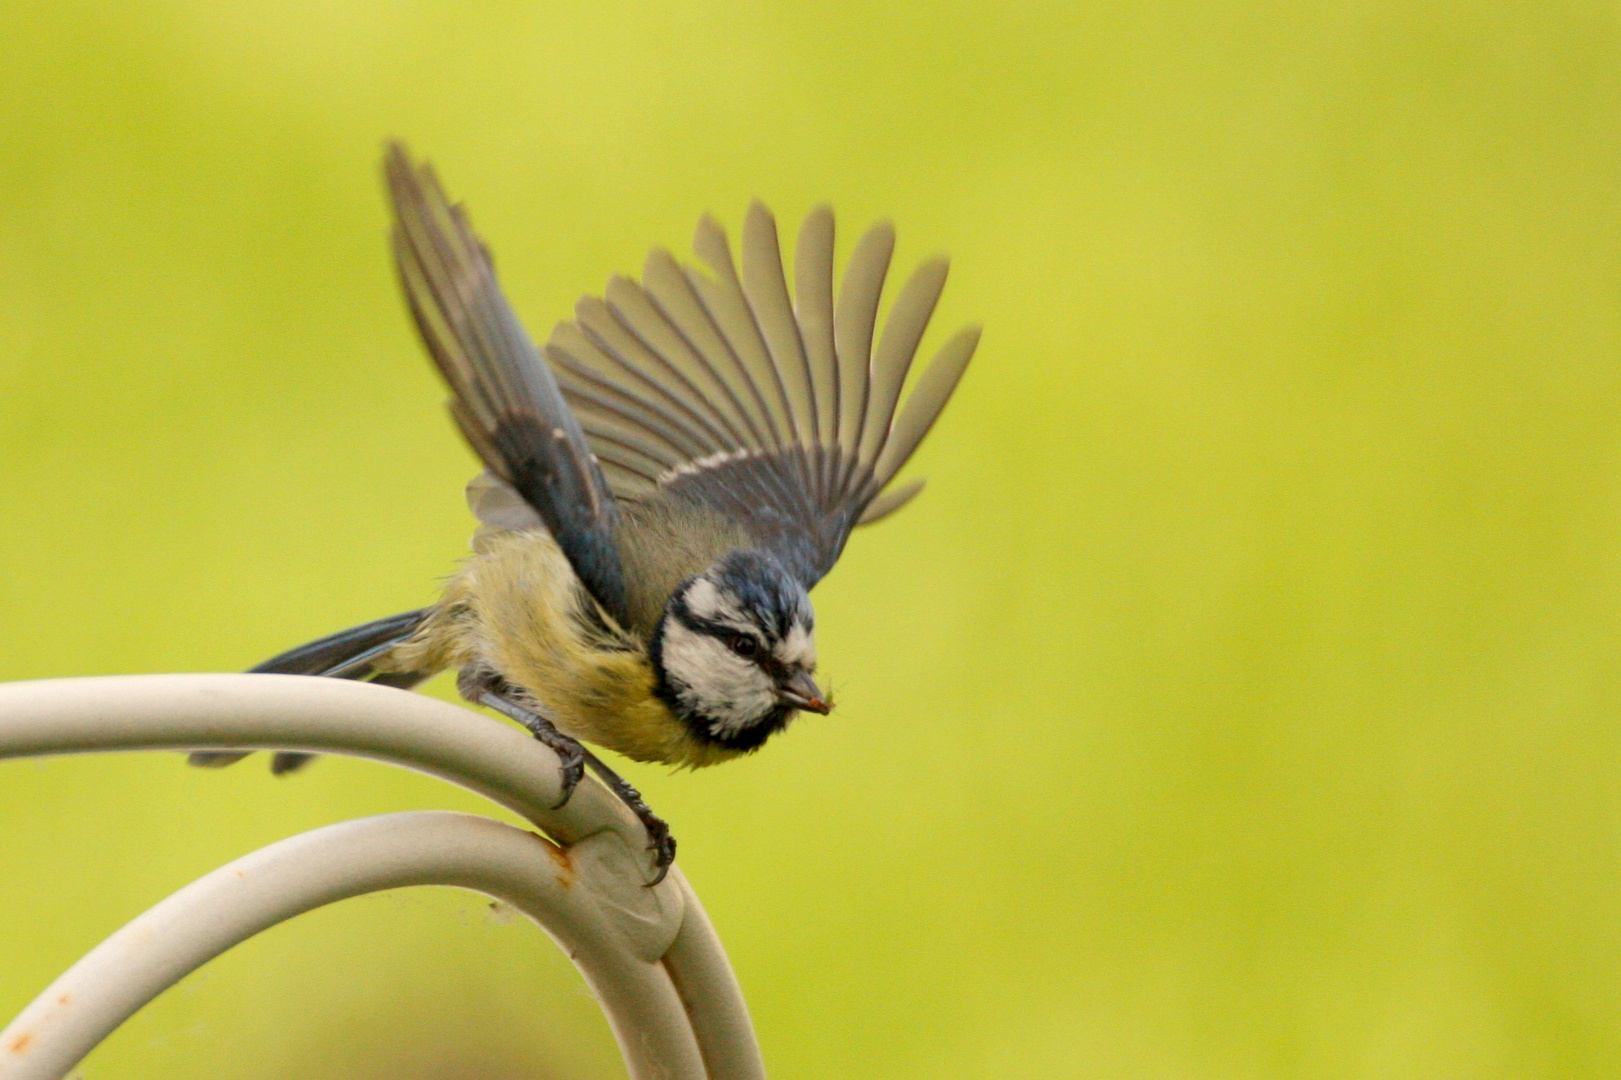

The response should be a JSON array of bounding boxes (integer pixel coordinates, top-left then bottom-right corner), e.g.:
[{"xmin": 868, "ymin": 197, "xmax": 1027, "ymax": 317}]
[
  {"xmin": 9, "ymin": 1032, "xmax": 32, "ymax": 1053},
  {"xmin": 532, "ymin": 833, "xmax": 575, "ymax": 888}
]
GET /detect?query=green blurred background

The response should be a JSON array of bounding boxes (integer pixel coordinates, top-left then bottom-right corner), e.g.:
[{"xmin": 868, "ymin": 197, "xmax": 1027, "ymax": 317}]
[{"xmin": 3, "ymin": 2, "xmax": 1620, "ymax": 1077}]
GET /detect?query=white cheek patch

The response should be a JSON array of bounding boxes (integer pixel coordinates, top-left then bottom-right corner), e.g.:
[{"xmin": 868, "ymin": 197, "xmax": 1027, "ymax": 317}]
[{"xmin": 662, "ymin": 619, "xmax": 777, "ymax": 737}]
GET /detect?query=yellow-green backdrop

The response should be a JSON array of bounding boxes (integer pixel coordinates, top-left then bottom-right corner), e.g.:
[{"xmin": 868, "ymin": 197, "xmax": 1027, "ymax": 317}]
[{"xmin": 4, "ymin": 3, "xmax": 1620, "ymax": 1078}]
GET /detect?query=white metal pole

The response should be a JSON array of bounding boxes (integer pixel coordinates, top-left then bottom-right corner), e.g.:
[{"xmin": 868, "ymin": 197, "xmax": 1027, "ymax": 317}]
[
  {"xmin": 0, "ymin": 813, "xmax": 704, "ymax": 1080},
  {"xmin": 0, "ymin": 674, "xmax": 766, "ymax": 1080}
]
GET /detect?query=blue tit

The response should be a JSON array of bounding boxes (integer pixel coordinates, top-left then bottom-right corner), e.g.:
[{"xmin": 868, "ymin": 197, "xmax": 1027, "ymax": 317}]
[{"xmin": 192, "ymin": 144, "xmax": 980, "ymax": 880}]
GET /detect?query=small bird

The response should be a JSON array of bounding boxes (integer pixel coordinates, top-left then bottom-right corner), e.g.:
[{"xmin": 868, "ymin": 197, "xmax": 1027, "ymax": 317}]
[{"xmin": 192, "ymin": 144, "xmax": 979, "ymax": 880}]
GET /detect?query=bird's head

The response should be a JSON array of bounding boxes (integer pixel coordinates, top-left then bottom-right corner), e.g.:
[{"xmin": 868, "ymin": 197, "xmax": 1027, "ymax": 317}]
[{"xmin": 652, "ymin": 548, "xmax": 831, "ymax": 752}]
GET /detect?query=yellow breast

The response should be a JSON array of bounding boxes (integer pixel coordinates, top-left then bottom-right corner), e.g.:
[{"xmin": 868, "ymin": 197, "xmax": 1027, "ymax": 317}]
[{"xmin": 412, "ymin": 529, "xmax": 744, "ymax": 769}]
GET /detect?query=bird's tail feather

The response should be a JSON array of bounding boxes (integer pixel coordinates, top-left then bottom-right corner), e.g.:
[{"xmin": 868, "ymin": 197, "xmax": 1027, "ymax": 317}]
[{"xmin": 188, "ymin": 610, "xmax": 433, "ymax": 774}]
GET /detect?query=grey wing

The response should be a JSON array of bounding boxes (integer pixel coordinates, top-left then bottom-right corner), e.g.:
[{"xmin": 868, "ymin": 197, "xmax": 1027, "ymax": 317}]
[
  {"xmin": 385, "ymin": 144, "xmax": 629, "ymax": 624},
  {"xmin": 541, "ymin": 200, "xmax": 980, "ymax": 588}
]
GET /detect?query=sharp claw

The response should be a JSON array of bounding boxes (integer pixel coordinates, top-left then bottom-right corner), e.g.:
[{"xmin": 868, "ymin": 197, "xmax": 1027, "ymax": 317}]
[
  {"xmin": 468, "ymin": 676, "xmax": 589, "ymax": 811},
  {"xmin": 642, "ymin": 816, "xmax": 676, "ymax": 886},
  {"xmin": 550, "ymin": 744, "xmax": 586, "ymax": 810}
]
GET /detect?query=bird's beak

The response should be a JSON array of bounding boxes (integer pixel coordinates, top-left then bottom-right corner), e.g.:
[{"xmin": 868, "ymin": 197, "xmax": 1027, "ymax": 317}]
[{"xmin": 778, "ymin": 670, "xmax": 832, "ymax": 714}]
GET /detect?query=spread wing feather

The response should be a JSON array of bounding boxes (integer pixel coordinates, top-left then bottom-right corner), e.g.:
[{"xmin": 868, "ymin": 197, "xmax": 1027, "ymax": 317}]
[
  {"xmin": 742, "ymin": 203, "xmax": 817, "ymax": 457},
  {"xmin": 833, "ymin": 221, "xmax": 894, "ymax": 461},
  {"xmin": 857, "ymin": 476, "xmax": 926, "ymax": 525},
  {"xmin": 690, "ymin": 215, "xmax": 797, "ymax": 454},
  {"xmin": 872, "ymin": 324, "xmax": 981, "ymax": 484},
  {"xmin": 385, "ymin": 144, "xmax": 630, "ymax": 624},
  {"xmin": 603, "ymin": 277, "xmax": 744, "ymax": 447},
  {"xmin": 390, "ymin": 143, "xmax": 978, "ymax": 594},
  {"xmin": 639, "ymin": 249, "xmax": 775, "ymax": 449},
  {"xmin": 547, "ymin": 203, "xmax": 979, "ymax": 588},
  {"xmin": 792, "ymin": 207, "xmax": 838, "ymax": 499},
  {"xmin": 859, "ymin": 257, "xmax": 949, "ymax": 471}
]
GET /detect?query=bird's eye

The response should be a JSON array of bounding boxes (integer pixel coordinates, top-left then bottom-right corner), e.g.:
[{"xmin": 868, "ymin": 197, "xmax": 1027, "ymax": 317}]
[{"xmin": 726, "ymin": 635, "xmax": 758, "ymax": 658}]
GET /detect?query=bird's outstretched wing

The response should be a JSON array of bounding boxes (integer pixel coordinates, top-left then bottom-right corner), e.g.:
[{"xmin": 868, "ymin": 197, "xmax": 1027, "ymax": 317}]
[
  {"xmin": 544, "ymin": 202, "xmax": 980, "ymax": 588},
  {"xmin": 386, "ymin": 144, "xmax": 630, "ymax": 624}
]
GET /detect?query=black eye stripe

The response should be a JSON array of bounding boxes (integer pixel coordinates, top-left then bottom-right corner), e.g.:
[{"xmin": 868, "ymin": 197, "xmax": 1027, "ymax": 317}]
[
  {"xmin": 671, "ymin": 557, "xmax": 815, "ymax": 685},
  {"xmin": 672, "ymin": 599, "xmax": 814, "ymax": 670},
  {"xmin": 682, "ymin": 620, "xmax": 790, "ymax": 677}
]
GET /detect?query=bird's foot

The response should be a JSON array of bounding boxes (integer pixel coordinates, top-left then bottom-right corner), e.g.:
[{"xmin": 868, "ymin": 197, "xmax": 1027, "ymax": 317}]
[
  {"xmin": 459, "ymin": 668, "xmax": 586, "ymax": 809},
  {"xmin": 456, "ymin": 667, "xmax": 676, "ymax": 884},
  {"xmin": 582, "ymin": 748, "xmax": 677, "ymax": 885}
]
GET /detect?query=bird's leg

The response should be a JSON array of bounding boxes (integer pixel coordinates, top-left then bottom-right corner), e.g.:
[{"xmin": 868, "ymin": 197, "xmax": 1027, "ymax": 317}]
[
  {"xmin": 457, "ymin": 667, "xmax": 585, "ymax": 809},
  {"xmin": 455, "ymin": 667, "xmax": 676, "ymax": 884},
  {"xmin": 580, "ymin": 747, "xmax": 677, "ymax": 885}
]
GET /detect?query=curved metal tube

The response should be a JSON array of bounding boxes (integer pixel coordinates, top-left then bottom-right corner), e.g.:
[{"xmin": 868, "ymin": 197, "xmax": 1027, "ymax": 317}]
[
  {"xmin": 1, "ymin": 813, "xmax": 701, "ymax": 1080},
  {"xmin": 0, "ymin": 675, "xmax": 765, "ymax": 1080},
  {"xmin": 0, "ymin": 673, "xmax": 618, "ymax": 846}
]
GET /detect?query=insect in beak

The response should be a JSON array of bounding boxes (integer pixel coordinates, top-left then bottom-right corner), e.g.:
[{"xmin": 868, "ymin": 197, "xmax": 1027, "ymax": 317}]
[{"xmin": 778, "ymin": 669, "xmax": 832, "ymax": 714}]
